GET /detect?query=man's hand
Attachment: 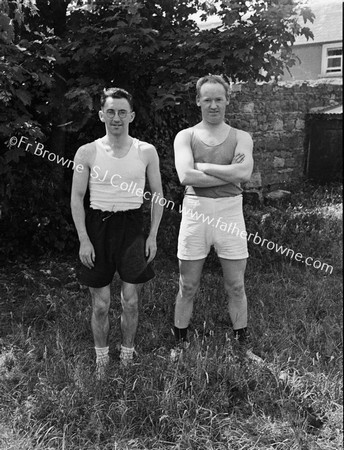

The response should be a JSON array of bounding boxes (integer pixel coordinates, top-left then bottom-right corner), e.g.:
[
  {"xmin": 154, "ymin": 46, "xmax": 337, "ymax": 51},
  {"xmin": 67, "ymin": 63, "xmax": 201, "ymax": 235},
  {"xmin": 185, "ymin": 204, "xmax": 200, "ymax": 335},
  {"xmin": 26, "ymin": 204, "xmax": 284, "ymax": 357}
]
[
  {"xmin": 145, "ymin": 234, "xmax": 157, "ymax": 264},
  {"xmin": 79, "ymin": 237, "xmax": 95, "ymax": 269},
  {"xmin": 194, "ymin": 162, "xmax": 208, "ymax": 172},
  {"xmin": 232, "ymin": 153, "xmax": 245, "ymax": 164}
]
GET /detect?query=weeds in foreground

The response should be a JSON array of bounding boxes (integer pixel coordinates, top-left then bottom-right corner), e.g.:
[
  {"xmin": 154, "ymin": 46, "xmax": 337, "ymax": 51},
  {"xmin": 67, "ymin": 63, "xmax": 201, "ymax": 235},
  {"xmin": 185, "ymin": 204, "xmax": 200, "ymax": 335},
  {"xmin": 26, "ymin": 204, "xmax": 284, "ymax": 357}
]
[
  {"xmin": 0, "ymin": 183, "xmax": 342, "ymax": 449},
  {"xmin": 0, "ymin": 260, "xmax": 342, "ymax": 450}
]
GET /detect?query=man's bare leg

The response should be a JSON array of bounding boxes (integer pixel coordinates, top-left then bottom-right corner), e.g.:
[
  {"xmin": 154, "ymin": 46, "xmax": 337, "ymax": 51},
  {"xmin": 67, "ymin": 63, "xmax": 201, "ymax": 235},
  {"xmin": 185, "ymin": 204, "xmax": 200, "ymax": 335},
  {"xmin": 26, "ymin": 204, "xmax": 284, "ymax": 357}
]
[
  {"xmin": 120, "ymin": 282, "xmax": 142, "ymax": 364},
  {"xmin": 220, "ymin": 258, "xmax": 247, "ymax": 330},
  {"xmin": 90, "ymin": 285, "xmax": 111, "ymax": 375},
  {"xmin": 90, "ymin": 285, "xmax": 111, "ymax": 346},
  {"xmin": 174, "ymin": 258, "xmax": 205, "ymax": 342},
  {"xmin": 220, "ymin": 257, "xmax": 263, "ymax": 362},
  {"xmin": 219, "ymin": 257, "xmax": 253, "ymax": 356}
]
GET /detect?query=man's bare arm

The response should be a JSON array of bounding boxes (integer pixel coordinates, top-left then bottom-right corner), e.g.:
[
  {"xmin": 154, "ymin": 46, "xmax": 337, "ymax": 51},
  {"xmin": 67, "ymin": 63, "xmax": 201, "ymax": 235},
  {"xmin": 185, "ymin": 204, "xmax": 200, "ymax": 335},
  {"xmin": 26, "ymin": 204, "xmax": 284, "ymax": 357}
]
[
  {"xmin": 70, "ymin": 144, "xmax": 96, "ymax": 268},
  {"xmin": 174, "ymin": 129, "xmax": 229, "ymax": 187},
  {"xmin": 195, "ymin": 131, "xmax": 254, "ymax": 184},
  {"xmin": 142, "ymin": 143, "xmax": 164, "ymax": 263}
]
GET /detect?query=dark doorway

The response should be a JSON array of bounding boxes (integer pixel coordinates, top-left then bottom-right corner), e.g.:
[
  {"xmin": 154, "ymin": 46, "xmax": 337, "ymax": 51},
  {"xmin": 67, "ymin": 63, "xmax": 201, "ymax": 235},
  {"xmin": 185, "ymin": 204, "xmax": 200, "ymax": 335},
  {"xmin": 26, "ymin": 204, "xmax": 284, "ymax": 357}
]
[{"xmin": 305, "ymin": 113, "xmax": 342, "ymax": 183}]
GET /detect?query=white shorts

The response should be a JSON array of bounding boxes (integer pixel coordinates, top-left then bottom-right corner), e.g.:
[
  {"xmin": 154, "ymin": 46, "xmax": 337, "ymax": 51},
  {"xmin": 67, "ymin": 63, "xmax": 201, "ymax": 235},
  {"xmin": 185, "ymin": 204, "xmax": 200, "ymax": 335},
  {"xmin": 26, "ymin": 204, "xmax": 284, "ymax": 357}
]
[{"xmin": 177, "ymin": 195, "xmax": 249, "ymax": 261}]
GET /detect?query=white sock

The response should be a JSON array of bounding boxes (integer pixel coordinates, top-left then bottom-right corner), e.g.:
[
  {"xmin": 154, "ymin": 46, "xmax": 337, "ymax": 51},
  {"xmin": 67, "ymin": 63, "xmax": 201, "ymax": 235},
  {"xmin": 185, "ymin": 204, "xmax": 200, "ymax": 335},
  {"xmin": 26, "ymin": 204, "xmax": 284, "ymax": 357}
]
[
  {"xmin": 95, "ymin": 346, "xmax": 109, "ymax": 366},
  {"xmin": 120, "ymin": 345, "xmax": 134, "ymax": 362}
]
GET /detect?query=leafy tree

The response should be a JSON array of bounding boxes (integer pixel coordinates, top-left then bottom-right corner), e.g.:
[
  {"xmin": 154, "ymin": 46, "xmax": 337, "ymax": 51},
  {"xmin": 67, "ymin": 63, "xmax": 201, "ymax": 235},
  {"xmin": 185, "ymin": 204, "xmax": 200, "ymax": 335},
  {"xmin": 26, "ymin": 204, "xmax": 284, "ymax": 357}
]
[
  {"xmin": 0, "ymin": 0, "xmax": 73, "ymax": 258},
  {"xmin": 0, "ymin": 0, "xmax": 314, "ymax": 258}
]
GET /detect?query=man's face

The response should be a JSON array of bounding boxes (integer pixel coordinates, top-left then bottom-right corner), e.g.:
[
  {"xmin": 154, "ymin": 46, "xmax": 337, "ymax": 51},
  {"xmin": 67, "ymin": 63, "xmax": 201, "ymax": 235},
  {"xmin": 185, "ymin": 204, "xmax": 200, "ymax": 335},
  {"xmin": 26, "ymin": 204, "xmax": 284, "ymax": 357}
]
[
  {"xmin": 196, "ymin": 82, "xmax": 229, "ymax": 124},
  {"xmin": 99, "ymin": 97, "xmax": 135, "ymax": 134}
]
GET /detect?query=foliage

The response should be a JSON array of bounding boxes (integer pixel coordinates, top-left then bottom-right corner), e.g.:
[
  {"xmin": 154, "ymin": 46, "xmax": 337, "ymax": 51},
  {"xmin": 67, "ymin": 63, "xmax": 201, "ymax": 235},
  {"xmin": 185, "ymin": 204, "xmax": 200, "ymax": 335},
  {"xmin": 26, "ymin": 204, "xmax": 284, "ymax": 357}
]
[{"xmin": 0, "ymin": 0, "xmax": 314, "ymax": 257}]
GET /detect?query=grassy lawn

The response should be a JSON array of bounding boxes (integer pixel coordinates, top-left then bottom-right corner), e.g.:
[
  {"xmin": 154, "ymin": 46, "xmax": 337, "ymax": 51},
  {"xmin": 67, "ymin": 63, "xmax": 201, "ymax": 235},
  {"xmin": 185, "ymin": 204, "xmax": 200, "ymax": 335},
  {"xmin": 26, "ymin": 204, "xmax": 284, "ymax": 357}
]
[{"xmin": 0, "ymin": 183, "xmax": 342, "ymax": 449}]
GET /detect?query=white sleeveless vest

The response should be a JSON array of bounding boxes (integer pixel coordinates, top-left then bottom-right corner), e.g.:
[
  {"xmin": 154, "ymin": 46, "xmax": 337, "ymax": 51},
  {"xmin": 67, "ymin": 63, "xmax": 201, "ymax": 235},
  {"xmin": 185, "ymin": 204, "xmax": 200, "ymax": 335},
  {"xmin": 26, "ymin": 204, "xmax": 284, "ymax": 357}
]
[{"xmin": 89, "ymin": 138, "xmax": 146, "ymax": 211}]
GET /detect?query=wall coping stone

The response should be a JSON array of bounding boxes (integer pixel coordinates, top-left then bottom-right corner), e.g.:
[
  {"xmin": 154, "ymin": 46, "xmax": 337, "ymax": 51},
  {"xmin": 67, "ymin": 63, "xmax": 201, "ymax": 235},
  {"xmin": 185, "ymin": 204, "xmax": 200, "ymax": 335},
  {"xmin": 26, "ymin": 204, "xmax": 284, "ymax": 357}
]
[{"xmin": 230, "ymin": 79, "xmax": 343, "ymax": 91}]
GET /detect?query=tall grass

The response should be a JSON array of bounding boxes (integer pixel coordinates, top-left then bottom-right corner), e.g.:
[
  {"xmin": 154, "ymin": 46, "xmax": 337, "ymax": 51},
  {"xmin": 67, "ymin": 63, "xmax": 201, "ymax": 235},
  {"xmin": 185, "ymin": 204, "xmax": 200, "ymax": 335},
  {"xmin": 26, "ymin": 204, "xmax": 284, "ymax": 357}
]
[{"xmin": 0, "ymin": 182, "xmax": 342, "ymax": 449}]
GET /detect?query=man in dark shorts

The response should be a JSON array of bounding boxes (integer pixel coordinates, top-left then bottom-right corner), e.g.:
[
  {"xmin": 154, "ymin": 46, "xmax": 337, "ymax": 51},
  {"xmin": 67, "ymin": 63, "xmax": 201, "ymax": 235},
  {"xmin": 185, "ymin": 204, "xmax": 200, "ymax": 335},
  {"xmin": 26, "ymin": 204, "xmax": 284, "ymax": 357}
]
[{"xmin": 71, "ymin": 87, "xmax": 163, "ymax": 377}]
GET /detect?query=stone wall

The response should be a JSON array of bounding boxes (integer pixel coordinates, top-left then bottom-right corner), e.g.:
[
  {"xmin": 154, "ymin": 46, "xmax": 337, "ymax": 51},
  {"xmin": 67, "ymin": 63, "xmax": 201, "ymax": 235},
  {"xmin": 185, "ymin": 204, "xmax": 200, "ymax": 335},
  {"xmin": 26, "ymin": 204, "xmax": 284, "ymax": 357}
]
[{"xmin": 226, "ymin": 79, "xmax": 342, "ymax": 189}]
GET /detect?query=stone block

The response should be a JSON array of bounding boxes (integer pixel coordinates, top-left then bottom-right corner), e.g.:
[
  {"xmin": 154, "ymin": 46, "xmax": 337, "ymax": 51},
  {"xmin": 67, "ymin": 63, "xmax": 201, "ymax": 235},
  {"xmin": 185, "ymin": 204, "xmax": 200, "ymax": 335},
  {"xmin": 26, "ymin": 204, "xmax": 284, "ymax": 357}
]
[
  {"xmin": 242, "ymin": 102, "xmax": 255, "ymax": 113},
  {"xmin": 264, "ymin": 189, "xmax": 291, "ymax": 206},
  {"xmin": 285, "ymin": 158, "xmax": 298, "ymax": 167},
  {"xmin": 295, "ymin": 118, "xmax": 305, "ymax": 130},
  {"xmin": 273, "ymin": 119, "xmax": 284, "ymax": 131},
  {"xmin": 265, "ymin": 189, "xmax": 291, "ymax": 200},
  {"xmin": 277, "ymin": 168, "xmax": 293, "ymax": 174},
  {"xmin": 258, "ymin": 115, "xmax": 267, "ymax": 124},
  {"xmin": 290, "ymin": 101, "xmax": 298, "ymax": 110},
  {"xmin": 264, "ymin": 173, "xmax": 282, "ymax": 185},
  {"xmin": 273, "ymin": 157, "xmax": 285, "ymax": 168},
  {"xmin": 285, "ymin": 120, "xmax": 295, "ymax": 132},
  {"xmin": 244, "ymin": 171, "xmax": 262, "ymax": 189}
]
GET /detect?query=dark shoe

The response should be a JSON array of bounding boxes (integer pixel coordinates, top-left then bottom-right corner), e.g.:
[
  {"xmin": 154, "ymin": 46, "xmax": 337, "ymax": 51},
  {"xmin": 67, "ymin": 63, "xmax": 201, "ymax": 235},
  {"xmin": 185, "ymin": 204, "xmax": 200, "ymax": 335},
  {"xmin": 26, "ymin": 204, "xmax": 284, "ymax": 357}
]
[
  {"xmin": 170, "ymin": 341, "xmax": 190, "ymax": 363},
  {"xmin": 233, "ymin": 329, "xmax": 264, "ymax": 364}
]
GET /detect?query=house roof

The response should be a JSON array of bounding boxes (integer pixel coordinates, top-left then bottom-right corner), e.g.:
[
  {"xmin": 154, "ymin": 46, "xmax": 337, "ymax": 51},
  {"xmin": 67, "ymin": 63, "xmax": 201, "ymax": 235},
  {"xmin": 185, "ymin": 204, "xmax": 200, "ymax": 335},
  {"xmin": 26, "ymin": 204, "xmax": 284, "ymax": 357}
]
[
  {"xmin": 309, "ymin": 104, "xmax": 343, "ymax": 115},
  {"xmin": 295, "ymin": 0, "xmax": 343, "ymax": 45}
]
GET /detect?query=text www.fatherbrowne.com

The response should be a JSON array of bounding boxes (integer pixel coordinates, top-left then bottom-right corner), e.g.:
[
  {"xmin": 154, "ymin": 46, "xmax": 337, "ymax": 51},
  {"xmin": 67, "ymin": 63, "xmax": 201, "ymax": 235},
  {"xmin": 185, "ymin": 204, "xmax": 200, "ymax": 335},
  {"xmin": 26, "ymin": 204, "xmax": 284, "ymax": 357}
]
[
  {"xmin": 8, "ymin": 134, "xmax": 334, "ymax": 275},
  {"xmin": 180, "ymin": 204, "xmax": 334, "ymax": 275}
]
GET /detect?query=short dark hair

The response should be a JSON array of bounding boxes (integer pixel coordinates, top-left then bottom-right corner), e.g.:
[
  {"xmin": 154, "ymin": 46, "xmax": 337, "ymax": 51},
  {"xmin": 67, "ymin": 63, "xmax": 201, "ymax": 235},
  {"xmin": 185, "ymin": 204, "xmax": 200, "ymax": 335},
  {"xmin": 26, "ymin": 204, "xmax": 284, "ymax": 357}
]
[
  {"xmin": 196, "ymin": 74, "xmax": 230, "ymax": 99},
  {"xmin": 100, "ymin": 87, "xmax": 134, "ymax": 110}
]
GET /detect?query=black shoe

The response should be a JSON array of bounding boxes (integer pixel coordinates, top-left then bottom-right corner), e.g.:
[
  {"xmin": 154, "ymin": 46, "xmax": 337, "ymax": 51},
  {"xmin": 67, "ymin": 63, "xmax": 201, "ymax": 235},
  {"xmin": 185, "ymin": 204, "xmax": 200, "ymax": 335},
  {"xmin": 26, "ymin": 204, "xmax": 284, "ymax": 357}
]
[
  {"xmin": 233, "ymin": 329, "xmax": 264, "ymax": 364},
  {"xmin": 170, "ymin": 341, "xmax": 190, "ymax": 363}
]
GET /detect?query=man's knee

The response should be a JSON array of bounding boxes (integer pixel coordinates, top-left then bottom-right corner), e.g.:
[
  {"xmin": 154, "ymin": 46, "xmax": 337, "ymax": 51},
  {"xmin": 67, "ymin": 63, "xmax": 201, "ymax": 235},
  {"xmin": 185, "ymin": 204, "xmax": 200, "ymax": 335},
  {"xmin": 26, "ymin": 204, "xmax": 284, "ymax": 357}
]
[
  {"xmin": 224, "ymin": 279, "xmax": 246, "ymax": 300},
  {"xmin": 179, "ymin": 276, "xmax": 200, "ymax": 300},
  {"xmin": 90, "ymin": 287, "xmax": 111, "ymax": 316},
  {"xmin": 121, "ymin": 285, "xmax": 139, "ymax": 310}
]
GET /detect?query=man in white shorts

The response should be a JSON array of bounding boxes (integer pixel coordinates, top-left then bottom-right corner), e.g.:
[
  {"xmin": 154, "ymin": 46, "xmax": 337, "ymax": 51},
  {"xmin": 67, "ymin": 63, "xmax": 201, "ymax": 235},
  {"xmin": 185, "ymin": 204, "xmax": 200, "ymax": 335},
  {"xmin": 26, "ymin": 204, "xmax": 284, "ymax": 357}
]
[{"xmin": 172, "ymin": 74, "xmax": 254, "ymax": 359}]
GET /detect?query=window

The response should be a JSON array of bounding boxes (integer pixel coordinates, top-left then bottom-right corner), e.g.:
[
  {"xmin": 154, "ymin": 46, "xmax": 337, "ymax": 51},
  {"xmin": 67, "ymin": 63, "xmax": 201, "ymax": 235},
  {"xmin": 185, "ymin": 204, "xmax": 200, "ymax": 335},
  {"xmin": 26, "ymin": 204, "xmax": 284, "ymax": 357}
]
[{"xmin": 321, "ymin": 43, "xmax": 342, "ymax": 76}]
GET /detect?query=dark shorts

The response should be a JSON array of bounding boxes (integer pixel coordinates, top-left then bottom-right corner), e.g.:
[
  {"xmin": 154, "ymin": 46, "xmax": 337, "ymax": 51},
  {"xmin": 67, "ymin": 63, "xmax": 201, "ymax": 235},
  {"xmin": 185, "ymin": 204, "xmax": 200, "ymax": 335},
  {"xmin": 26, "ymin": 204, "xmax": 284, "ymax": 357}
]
[{"xmin": 78, "ymin": 207, "xmax": 155, "ymax": 288}]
